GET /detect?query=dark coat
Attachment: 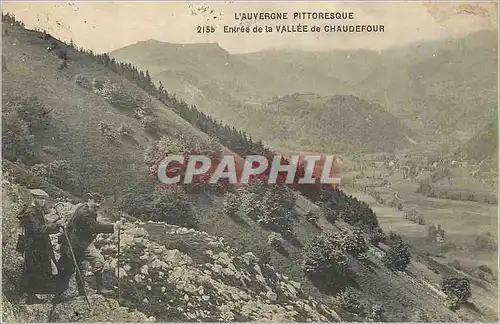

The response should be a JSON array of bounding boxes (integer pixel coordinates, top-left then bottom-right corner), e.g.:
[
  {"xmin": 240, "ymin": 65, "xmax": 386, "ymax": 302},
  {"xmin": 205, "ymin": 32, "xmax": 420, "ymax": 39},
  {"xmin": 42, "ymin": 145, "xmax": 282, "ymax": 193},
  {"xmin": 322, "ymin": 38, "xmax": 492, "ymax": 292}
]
[
  {"xmin": 17, "ymin": 204, "xmax": 59, "ymax": 292},
  {"xmin": 63, "ymin": 203, "xmax": 114, "ymax": 252}
]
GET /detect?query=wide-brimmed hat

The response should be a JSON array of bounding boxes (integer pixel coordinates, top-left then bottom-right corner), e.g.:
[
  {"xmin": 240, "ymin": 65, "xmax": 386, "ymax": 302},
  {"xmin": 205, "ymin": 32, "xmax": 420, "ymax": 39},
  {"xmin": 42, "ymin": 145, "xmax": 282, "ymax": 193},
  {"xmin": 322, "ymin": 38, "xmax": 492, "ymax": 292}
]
[{"xmin": 30, "ymin": 189, "xmax": 49, "ymax": 198}]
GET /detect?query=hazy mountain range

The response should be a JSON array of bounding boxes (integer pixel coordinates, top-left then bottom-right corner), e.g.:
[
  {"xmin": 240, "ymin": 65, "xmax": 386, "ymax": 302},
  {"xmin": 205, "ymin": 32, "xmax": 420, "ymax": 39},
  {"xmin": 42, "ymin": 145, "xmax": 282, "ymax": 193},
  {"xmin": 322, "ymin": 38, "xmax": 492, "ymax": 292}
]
[{"xmin": 111, "ymin": 30, "xmax": 497, "ymax": 158}]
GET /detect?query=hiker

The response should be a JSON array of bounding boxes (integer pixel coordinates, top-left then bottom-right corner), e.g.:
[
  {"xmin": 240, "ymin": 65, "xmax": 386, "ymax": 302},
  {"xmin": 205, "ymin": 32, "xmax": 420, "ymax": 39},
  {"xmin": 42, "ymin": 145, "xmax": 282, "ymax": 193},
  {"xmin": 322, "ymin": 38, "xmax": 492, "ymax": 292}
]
[
  {"xmin": 17, "ymin": 189, "xmax": 64, "ymax": 304},
  {"xmin": 57, "ymin": 194, "xmax": 120, "ymax": 297}
]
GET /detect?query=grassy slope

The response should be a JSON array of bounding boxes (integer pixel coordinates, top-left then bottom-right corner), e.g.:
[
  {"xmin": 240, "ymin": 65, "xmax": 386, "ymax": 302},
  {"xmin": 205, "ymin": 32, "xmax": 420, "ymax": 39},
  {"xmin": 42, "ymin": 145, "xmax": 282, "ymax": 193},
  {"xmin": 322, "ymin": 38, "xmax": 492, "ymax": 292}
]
[{"xmin": 2, "ymin": 23, "xmax": 496, "ymax": 322}]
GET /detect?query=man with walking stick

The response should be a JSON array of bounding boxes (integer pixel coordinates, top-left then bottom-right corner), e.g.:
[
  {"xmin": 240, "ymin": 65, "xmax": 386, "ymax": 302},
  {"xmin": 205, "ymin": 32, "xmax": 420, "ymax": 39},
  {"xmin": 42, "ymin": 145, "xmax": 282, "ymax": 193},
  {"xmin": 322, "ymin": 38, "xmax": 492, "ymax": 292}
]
[{"xmin": 55, "ymin": 194, "xmax": 121, "ymax": 300}]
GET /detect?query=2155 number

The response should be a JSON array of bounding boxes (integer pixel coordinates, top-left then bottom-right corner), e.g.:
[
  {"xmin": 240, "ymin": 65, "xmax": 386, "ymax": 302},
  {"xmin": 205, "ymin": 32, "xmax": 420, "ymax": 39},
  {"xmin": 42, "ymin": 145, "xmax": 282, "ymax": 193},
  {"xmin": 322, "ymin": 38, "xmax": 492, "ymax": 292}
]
[{"xmin": 197, "ymin": 26, "xmax": 216, "ymax": 33}]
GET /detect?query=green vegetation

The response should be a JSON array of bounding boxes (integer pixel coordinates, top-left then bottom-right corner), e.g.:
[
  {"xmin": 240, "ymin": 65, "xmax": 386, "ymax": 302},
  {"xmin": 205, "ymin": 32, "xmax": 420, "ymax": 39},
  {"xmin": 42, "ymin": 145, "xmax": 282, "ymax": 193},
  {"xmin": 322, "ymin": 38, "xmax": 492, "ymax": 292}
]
[
  {"xmin": 302, "ymin": 234, "xmax": 349, "ymax": 282},
  {"xmin": 441, "ymin": 277, "xmax": 472, "ymax": 310},
  {"xmin": 383, "ymin": 238, "xmax": 411, "ymax": 271}
]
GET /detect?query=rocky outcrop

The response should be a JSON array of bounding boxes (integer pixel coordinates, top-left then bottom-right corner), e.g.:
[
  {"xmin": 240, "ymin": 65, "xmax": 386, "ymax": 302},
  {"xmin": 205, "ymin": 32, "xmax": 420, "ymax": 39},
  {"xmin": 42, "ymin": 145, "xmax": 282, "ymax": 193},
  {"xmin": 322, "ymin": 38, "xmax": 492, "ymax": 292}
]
[{"xmin": 94, "ymin": 221, "xmax": 341, "ymax": 322}]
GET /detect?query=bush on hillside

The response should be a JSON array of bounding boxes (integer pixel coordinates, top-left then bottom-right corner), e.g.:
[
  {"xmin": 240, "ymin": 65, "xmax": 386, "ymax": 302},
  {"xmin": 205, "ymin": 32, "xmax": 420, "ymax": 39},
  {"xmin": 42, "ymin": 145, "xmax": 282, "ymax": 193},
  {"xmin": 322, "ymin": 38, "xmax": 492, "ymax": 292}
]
[
  {"xmin": 336, "ymin": 229, "xmax": 368, "ymax": 258},
  {"xmin": 5, "ymin": 95, "xmax": 51, "ymax": 131},
  {"xmin": 302, "ymin": 234, "xmax": 349, "ymax": 280},
  {"xmin": 75, "ymin": 75, "xmax": 92, "ymax": 90},
  {"xmin": 2, "ymin": 110, "xmax": 35, "ymax": 162},
  {"xmin": 441, "ymin": 277, "xmax": 472, "ymax": 310},
  {"xmin": 222, "ymin": 192, "xmax": 240, "ymax": 218},
  {"xmin": 474, "ymin": 232, "xmax": 496, "ymax": 251},
  {"xmin": 142, "ymin": 115, "xmax": 159, "ymax": 134},
  {"xmin": 30, "ymin": 160, "xmax": 82, "ymax": 195},
  {"xmin": 404, "ymin": 207, "xmax": 425, "ymax": 225},
  {"xmin": 55, "ymin": 49, "xmax": 68, "ymax": 60},
  {"xmin": 118, "ymin": 183, "xmax": 197, "ymax": 228},
  {"xmin": 255, "ymin": 185, "xmax": 297, "ymax": 235},
  {"xmin": 332, "ymin": 289, "xmax": 365, "ymax": 316},
  {"xmin": 477, "ymin": 264, "xmax": 493, "ymax": 276},
  {"xmin": 146, "ymin": 186, "xmax": 198, "ymax": 228},
  {"xmin": 99, "ymin": 121, "xmax": 118, "ymax": 142},
  {"xmin": 368, "ymin": 227, "xmax": 386, "ymax": 246},
  {"xmin": 267, "ymin": 232, "xmax": 283, "ymax": 248},
  {"xmin": 382, "ymin": 239, "xmax": 411, "ymax": 271},
  {"xmin": 117, "ymin": 123, "xmax": 134, "ymax": 137}
]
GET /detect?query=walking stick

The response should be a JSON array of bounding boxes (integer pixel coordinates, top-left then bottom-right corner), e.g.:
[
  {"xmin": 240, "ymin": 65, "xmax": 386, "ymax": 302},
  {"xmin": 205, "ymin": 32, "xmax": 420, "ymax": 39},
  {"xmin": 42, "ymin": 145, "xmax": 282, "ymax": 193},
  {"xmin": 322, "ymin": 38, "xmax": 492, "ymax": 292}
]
[
  {"xmin": 54, "ymin": 206, "xmax": 91, "ymax": 309},
  {"xmin": 61, "ymin": 227, "xmax": 91, "ymax": 309},
  {"xmin": 117, "ymin": 225, "xmax": 121, "ymax": 303}
]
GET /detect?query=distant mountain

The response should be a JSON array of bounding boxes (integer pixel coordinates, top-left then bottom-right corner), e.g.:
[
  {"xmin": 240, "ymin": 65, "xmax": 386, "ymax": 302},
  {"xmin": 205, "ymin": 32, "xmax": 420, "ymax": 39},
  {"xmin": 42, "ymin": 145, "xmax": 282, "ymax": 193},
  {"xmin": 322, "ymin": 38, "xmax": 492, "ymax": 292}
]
[
  {"xmin": 110, "ymin": 30, "xmax": 497, "ymax": 155},
  {"xmin": 251, "ymin": 93, "xmax": 415, "ymax": 152}
]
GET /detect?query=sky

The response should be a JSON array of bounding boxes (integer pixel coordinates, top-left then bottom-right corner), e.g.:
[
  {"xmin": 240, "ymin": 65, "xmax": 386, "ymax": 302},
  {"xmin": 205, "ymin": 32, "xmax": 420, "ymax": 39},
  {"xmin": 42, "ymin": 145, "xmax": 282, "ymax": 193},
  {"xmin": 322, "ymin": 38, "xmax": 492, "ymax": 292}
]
[{"xmin": 2, "ymin": 1, "xmax": 498, "ymax": 54}]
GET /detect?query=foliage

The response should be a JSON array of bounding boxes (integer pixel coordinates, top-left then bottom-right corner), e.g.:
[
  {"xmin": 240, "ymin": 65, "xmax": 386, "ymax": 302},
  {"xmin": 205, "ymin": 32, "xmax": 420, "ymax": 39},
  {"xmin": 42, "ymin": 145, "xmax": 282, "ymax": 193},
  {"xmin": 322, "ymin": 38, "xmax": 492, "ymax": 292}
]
[
  {"xmin": 367, "ymin": 227, "xmax": 386, "ymax": 246},
  {"xmin": 368, "ymin": 304, "xmax": 385, "ymax": 321},
  {"xmin": 404, "ymin": 207, "xmax": 425, "ymax": 225},
  {"xmin": 222, "ymin": 192, "xmax": 240, "ymax": 218},
  {"xmin": 75, "ymin": 75, "xmax": 92, "ymax": 90},
  {"xmin": 328, "ymin": 230, "xmax": 368, "ymax": 258},
  {"xmin": 474, "ymin": 232, "xmax": 496, "ymax": 251},
  {"xmin": 117, "ymin": 183, "xmax": 198, "ymax": 228},
  {"xmin": 477, "ymin": 264, "xmax": 493, "ymax": 276},
  {"xmin": 142, "ymin": 115, "xmax": 159, "ymax": 134},
  {"xmin": 99, "ymin": 121, "xmax": 118, "ymax": 142},
  {"xmin": 267, "ymin": 232, "xmax": 283, "ymax": 247},
  {"xmin": 5, "ymin": 95, "xmax": 51, "ymax": 131},
  {"xmin": 441, "ymin": 277, "xmax": 472, "ymax": 310},
  {"xmin": 255, "ymin": 185, "xmax": 297, "ymax": 235},
  {"xmin": 302, "ymin": 234, "xmax": 349, "ymax": 279},
  {"xmin": 382, "ymin": 239, "xmax": 411, "ymax": 271},
  {"xmin": 2, "ymin": 110, "xmax": 34, "ymax": 161},
  {"xmin": 332, "ymin": 289, "xmax": 365, "ymax": 315},
  {"xmin": 146, "ymin": 186, "xmax": 198, "ymax": 228},
  {"xmin": 30, "ymin": 160, "xmax": 82, "ymax": 195},
  {"xmin": 117, "ymin": 123, "xmax": 134, "ymax": 137}
]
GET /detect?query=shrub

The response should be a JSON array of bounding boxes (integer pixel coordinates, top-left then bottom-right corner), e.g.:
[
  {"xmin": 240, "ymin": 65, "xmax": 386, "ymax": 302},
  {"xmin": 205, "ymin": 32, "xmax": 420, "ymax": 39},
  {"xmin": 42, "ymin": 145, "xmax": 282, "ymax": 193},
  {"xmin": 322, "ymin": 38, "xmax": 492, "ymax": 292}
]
[
  {"xmin": 368, "ymin": 304, "xmax": 384, "ymax": 321},
  {"xmin": 441, "ymin": 277, "xmax": 471, "ymax": 310},
  {"xmin": 267, "ymin": 232, "xmax": 283, "ymax": 248},
  {"xmin": 329, "ymin": 230, "xmax": 368, "ymax": 258},
  {"xmin": 75, "ymin": 75, "xmax": 92, "ymax": 90},
  {"xmin": 383, "ymin": 239, "xmax": 411, "ymax": 271},
  {"xmin": 30, "ymin": 160, "xmax": 82, "ymax": 195},
  {"xmin": 474, "ymin": 233, "xmax": 496, "ymax": 251},
  {"xmin": 2, "ymin": 110, "xmax": 34, "ymax": 161},
  {"xmin": 302, "ymin": 234, "xmax": 349, "ymax": 279},
  {"xmin": 223, "ymin": 192, "xmax": 240, "ymax": 218},
  {"xmin": 255, "ymin": 185, "xmax": 297, "ymax": 235},
  {"xmin": 146, "ymin": 186, "xmax": 198, "ymax": 228},
  {"xmin": 477, "ymin": 264, "xmax": 493, "ymax": 276},
  {"xmin": 332, "ymin": 289, "xmax": 365, "ymax": 315},
  {"xmin": 117, "ymin": 123, "xmax": 134, "ymax": 137},
  {"xmin": 99, "ymin": 121, "xmax": 118, "ymax": 142},
  {"xmin": 7, "ymin": 96, "xmax": 51, "ymax": 131},
  {"xmin": 368, "ymin": 227, "xmax": 386, "ymax": 245},
  {"xmin": 404, "ymin": 207, "xmax": 425, "ymax": 225},
  {"xmin": 55, "ymin": 49, "xmax": 68, "ymax": 60},
  {"xmin": 143, "ymin": 115, "xmax": 159, "ymax": 134}
]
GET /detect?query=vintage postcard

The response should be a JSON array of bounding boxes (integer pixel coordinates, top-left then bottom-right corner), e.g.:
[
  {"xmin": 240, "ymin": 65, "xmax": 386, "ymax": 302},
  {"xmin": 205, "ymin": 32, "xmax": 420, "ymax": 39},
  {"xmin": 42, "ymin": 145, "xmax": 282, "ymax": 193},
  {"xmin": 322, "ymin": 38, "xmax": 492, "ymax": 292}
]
[{"xmin": 1, "ymin": 1, "xmax": 498, "ymax": 322}]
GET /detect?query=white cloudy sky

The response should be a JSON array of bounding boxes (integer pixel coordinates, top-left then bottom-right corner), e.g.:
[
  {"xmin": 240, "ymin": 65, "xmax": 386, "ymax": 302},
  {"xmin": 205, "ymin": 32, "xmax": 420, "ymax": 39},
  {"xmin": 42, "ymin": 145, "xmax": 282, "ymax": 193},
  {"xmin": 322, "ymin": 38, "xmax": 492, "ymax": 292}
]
[{"xmin": 2, "ymin": 1, "xmax": 497, "ymax": 53}]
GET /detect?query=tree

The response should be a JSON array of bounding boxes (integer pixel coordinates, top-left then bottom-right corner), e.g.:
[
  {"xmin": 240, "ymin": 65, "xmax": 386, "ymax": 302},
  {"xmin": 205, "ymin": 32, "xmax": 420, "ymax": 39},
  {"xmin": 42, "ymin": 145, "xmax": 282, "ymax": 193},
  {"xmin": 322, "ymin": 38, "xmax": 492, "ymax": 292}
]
[
  {"xmin": 383, "ymin": 239, "xmax": 411, "ymax": 271},
  {"xmin": 302, "ymin": 234, "xmax": 349, "ymax": 279},
  {"xmin": 441, "ymin": 277, "xmax": 471, "ymax": 310}
]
